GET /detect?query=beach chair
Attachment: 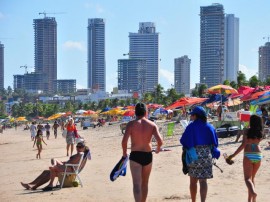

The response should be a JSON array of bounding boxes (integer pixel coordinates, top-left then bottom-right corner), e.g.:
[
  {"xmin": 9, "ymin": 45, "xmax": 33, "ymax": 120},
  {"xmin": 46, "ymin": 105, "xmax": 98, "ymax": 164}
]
[
  {"xmin": 165, "ymin": 122, "xmax": 175, "ymax": 138},
  {"xmin": 59, "ymin": 150, "xmax": 91, "ymax": 189}
]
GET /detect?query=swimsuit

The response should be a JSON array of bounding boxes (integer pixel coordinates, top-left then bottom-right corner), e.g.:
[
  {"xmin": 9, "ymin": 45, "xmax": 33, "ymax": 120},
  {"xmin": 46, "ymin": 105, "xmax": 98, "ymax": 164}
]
[
  {"xmin": 129, "ymin": 151, "xmax": 152, "ymax": 166},
  {"xmin": 244, "ymin": 143, "xmax": 263, "ymax": 163}
]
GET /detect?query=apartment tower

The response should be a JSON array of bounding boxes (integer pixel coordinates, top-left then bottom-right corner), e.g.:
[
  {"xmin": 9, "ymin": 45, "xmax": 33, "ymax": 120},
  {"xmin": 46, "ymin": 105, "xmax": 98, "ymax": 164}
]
[
  {"xmin": 129, "ymin": 22, "xmax": 159, "ymax": 92},
  {"xmin": 87, "ymin": 18, "xmax": 106, "ymax": 92},
  {"xmin": 0, "ymin": 42, "xmax": 4, "ymax": 90},
  {"xmin": 259, "ymin": 42, "xmax": 270, "ymax": 81},
  {"xmin": 118, "ymin": 59, "xmax": 146, "ymax": 93},
  {"xmin": 200, "ymin": 4, "xmax": 225, "ymax": 87},
  {"xmin": 33, "ymin": 16, "xmax": 57, "ymax": 93},
  {"xmin": 224, "ymin": 14, "xmax": 239, "ymax": 82},
  {"xmin": 174, "ymin": 55, "xmax": 191, "ymax": 95}
]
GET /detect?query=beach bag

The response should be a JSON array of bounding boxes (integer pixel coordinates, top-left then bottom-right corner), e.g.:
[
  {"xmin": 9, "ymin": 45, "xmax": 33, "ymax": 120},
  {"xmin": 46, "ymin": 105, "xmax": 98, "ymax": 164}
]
[
  {"xmin": 182, "ymin": 147, "xmax": 189, "ymax": 175},
  {"xmin": 211, "ymin": 146, "xmax": 220, "ymax": 159},
  {"xmin": 74, "ymin": 128, "xmax": 79, "ymax": 138},
  {"xmin": 185, "ymin": 147, "xmax": 198, "ymax": 165},
  {"xmin": 62, "ymin": 129, "xmax": 67, "ymax": 138},
  {"xmin": 58, "ymin": 174, "xmax": 78, "ymax": 188}
]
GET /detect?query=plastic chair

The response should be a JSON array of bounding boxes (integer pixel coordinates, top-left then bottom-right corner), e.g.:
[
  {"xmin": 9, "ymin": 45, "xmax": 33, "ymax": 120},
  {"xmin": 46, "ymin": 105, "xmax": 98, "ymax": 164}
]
[
  {"xmin": 59, "ymin": 150, "xmax": 91, "ymax": 188},
  {"xmin": 166, "ymin": 122, "xmax": 175, "ymax": 137}
]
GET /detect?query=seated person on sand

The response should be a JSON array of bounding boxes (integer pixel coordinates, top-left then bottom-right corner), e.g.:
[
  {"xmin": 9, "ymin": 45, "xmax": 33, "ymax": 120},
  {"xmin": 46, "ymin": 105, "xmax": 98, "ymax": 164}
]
[{"xmin": 21, "ymin": 142, "xmax": 88, "ymax": 191}]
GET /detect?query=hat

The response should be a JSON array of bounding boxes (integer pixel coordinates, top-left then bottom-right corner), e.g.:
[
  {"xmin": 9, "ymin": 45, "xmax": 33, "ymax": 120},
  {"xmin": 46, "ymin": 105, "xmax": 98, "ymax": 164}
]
[
  {"xmin": 189, "ymin": 106, "xmax": 206, "ymax": 117},
  {"xmin": 76, "ymin": 142, "xmax": 85, "ymax": 148}
]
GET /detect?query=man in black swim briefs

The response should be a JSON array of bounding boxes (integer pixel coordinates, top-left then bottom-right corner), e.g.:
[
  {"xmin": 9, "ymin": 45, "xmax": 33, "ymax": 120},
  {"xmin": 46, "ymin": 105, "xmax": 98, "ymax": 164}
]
[{"xmin": 122, "ymin": 102, "xmax": 163, "ymax": 202}]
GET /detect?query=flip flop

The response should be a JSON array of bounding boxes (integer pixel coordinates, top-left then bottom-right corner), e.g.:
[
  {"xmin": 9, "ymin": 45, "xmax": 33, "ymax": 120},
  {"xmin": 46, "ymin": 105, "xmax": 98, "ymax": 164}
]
[{"xmin": 42, "ymin": 186, "xmax": 53, "ymax": 191}]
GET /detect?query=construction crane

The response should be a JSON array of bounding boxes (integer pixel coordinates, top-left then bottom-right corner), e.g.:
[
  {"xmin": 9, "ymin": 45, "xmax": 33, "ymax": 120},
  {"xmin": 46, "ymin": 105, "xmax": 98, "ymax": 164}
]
[
  {"xmin": 38, "ymin": 11, "xmax": 66, "ymax": 18},
  {"xmin": 20, "ymin": 65, "xmax": 28, "ymax": 74},
  {"xmin": 263, "ymin": 35, "xmax": 270, "ymax": 42}
]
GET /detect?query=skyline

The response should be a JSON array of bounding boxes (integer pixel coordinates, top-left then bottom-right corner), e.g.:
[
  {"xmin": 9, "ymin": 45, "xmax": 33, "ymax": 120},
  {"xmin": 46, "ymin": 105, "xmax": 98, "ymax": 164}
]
[{"xmin": 1, "ymin": 0, "xmax": 270, "ymax": 93}]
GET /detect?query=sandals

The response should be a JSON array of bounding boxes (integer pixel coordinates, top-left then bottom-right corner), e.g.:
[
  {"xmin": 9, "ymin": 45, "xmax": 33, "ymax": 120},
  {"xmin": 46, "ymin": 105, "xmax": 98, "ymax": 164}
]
[{"xmin": 42, "ymin": 186, "xmax": 53, "ymax": 191}]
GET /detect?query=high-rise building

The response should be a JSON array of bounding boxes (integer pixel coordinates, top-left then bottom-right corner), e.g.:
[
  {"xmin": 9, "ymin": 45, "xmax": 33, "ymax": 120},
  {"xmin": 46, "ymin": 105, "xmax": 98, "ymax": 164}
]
[
  {"xmin": 129, "ymin": 22, "xmax": 159, "ymax": 92},
  {"xmin": 53, "ymin": 79, "xmax": 76, "ymax": 94},
  {"xmin": 0, "ymin": 42, "xmax": 4, "ymax": 90},
  {"xmin": 200, "ymin": 4, "xmax": 225, "ymax": 87},
  {"xmin": 13, "ymin": 75, "xmax": 25, "ymax": 90},
  {"xmin": 118, "ymin": 59, "xmax": 146, "ymax": 93},
  {"xmin": 224, "ymin": 14, "xmax": 239, "ymax": 82},
  {"xmin": 87, "ymin": 18, "xmax": 106, "ymax": 92},
  {"xmin": 174, "ymin": 56, "xmax": 191, "ymax": 95},
  {"xmin": 33, "ymin": 16, "xmax": 57, "ymax": 93},
  {"xmin": 259, "ymin": 42, "xmax": 270, "ymax": 81}
]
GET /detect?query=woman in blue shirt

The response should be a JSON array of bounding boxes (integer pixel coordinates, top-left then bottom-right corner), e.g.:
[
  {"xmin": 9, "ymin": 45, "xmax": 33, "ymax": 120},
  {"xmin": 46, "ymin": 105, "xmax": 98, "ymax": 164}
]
[{"xmin": 180, "ymin": 106, "xmax": 218, "ymax": 202}]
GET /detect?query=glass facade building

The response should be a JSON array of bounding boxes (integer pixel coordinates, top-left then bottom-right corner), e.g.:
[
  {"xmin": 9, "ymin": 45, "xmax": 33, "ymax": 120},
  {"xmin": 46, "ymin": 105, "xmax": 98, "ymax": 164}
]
[
  {"xmin": 129, "ymin": 22, "xmax": 159, "ymax": 92},
  {"xmin": 87, "ymin": 18, "xmax": 106, "ymax": 92},
  {"xmin": 33, "ymin": 17, "xmax": 57, "ymax": 93},
  {"xmin": 200, "ymin": 4, "xmax": 225, "ymax": 87},
  {"xmin": 174, "ymin": 56, "xmax": 191, "ymax": 95}
]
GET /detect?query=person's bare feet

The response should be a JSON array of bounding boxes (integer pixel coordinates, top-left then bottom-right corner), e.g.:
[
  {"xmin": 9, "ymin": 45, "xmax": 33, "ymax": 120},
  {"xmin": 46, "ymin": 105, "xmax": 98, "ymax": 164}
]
[
  {"xmin": 252, "ymin": 192, "xmax": 257, "ymax": 202},
  {"xmin": 21, "ymin": 182, "xmax": 31, "ymax": 190}
]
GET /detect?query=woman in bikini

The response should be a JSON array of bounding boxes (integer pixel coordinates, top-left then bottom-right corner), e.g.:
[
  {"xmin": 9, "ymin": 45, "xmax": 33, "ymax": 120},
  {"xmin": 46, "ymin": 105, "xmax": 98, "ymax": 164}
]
[
  {"xmin": 228, "ymin": 115, "xmax": 263, "ymax": 202},
  {"xmin": 33, "ymin": 129, "xmax": 47, "ymax": 159}
]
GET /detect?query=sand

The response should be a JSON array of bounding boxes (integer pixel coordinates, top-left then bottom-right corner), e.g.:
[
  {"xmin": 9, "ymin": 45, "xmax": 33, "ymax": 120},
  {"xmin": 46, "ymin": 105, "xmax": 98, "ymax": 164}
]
[{"xmin": 0, "ymin": 121, "xmax": 270, "ymax": 202}]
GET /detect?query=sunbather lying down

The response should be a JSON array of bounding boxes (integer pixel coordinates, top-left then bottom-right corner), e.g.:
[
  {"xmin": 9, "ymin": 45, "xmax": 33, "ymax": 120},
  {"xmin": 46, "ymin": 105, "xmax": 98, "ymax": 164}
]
[{"xmin": 21, "ymin": 142, "xmax": 89, "ymax": 191}]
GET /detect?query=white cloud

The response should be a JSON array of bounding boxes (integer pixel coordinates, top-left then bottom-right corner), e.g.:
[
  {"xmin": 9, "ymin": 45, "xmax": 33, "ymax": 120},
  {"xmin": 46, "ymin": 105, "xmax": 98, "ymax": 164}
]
[
  {"xmin": 84, "ymin": 2, "xmax": 105, "ymax": 13},
  {"xmin": 160, "ymin": 68, "xmax": 174, "ymax": 84},
  {"xmin": 239, "ymin": 64, "xmax": 258, "ymax": 79},
  {"xmin": 63, "ymin": 41, "xmax": 85, "ymax": 51}
]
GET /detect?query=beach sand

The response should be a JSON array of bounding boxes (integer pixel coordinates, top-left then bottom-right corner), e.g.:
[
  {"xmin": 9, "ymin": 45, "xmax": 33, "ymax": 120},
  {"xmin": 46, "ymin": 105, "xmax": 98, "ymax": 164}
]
[{"xmin": 0, "ymin": 122, "xmax": 269, "ymax": 202}]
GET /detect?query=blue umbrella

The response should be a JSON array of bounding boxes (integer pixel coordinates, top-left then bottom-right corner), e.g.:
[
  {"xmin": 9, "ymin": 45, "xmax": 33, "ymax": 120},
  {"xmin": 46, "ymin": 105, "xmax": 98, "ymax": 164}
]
[{"xmin": 101, "ymin": 107, "xmax": 111, "ymax": 113}]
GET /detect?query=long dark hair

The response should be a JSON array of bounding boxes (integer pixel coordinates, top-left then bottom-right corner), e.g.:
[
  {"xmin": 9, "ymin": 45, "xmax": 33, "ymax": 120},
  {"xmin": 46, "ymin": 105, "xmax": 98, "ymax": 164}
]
[{"xmin": 246, "ymin": 115, "xmax": 263, "ymax": 139}]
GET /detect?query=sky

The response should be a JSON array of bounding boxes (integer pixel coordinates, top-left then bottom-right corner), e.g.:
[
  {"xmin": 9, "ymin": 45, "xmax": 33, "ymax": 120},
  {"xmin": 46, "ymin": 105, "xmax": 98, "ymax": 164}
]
[{"xmin": 1, "ymin": 0, "xmax": 270, "ymax": 93}]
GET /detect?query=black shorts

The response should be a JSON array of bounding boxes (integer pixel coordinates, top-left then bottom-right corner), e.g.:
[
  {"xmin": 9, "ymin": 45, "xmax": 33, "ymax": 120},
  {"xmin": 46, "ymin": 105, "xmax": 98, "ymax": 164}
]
[{"xmin": 129, "ymin": 151, "xmax": 152, "ymax": 166}]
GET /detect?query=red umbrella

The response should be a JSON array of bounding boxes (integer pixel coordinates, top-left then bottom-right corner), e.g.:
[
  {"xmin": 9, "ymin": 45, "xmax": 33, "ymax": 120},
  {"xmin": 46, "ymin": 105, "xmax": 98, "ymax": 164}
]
[
  {"xmin": 83, "ymin": 110, "xmax": 96, "ymax": 115},
  {"xmin": 165, "ymin": 97, "xmax": 208, "ymax": 110},
  {"xmin": 123, "ymin": 110, "xmax": 135, "ymax": 117},
  {"xmin": 147, "ymin": 103, "xmax": 163, "ymax": 109},
  {"xmin": 241, "ymin": 90, "xmax": 270, "ymax": 101}
]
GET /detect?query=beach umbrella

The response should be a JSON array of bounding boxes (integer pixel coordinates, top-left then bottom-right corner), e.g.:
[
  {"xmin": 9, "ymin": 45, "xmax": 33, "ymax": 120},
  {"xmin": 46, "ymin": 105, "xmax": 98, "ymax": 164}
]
[
  {"xmin": 241, "ymin": 90, "xmax": 269, "ymax": 102},
  {"xmin": 153, "ymin": 108, "xmax": 168, "ymax": 116},
  {"xmin": 207, "ymin": 84, "xmax": 238, "ymax": 95},
  {"xmin": 105, "ymin": 108, "xmax": 125, "ymax": 116},
  {"xmin": 147, "ymin": 103, "xmax": 163, "ymax": 109},
  {"xmin": 101, "ymin": 107, "xmax": 111, "ymax": 113},
  {"xmin": 83, "ymin": 110, "xmax": 96, "ymax": 115},
  {"xmin": 75, "ymin": 109, "xmax": 87, "ymax": 115},
  {"xmin": 123, "ymin": 110, "xmax": 135, "ymax": 117},
  {"xmin": 251, "ymin": 91, "xmax": 270, "ymax": 105},
  {"xmin": 165, "ymin": 97, "xmax": 208, "ymax": 110}
]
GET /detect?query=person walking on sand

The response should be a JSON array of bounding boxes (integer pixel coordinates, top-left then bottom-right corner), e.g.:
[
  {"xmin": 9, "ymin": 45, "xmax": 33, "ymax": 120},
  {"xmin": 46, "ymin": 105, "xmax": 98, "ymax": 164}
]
[
  {"xmin": 44, "ymin": 122, "xmax": 51, "ymax": 140},
  {"xmin": 33, "ymin": 129, "xmax": 47, "ymax": 159},
  {"xmin": 30, "ymin": 122, "xmax": 37, "ymax": 141},
  {"xmin": 122, "ymin": 102, "xmax": 163, "ymax": 202},
  {"xmin": 180, "ymin": 106, "xmax": 219, "ymax": 202},
  {"xmin": 52, "ymin": 121, "xmax": 59, "ymax": 139},
  {"xmin": 226, "ymin": 115, "xmax": 263, "ymax": 202},
  {"xmin": 65, "ymin": 117, "xmax": 77, "ymax": 156}
]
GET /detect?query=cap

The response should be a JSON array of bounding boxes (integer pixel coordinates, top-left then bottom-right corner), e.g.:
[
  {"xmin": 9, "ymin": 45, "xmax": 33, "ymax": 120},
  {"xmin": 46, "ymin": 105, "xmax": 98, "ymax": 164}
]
[
  {"xmin": 76, "ymin": 141, "xmax": 85, "ymax": 148},
  {"xmin": 189, "ymin": 106, "xmax": 206, "ymax": 117}
]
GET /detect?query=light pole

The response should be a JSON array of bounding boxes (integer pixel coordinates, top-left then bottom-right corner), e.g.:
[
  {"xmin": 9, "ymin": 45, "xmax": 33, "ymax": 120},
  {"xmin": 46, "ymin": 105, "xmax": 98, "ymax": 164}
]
[{"xmin": 36, "ymin": 99, "xmax": 39, "ymax": 117}]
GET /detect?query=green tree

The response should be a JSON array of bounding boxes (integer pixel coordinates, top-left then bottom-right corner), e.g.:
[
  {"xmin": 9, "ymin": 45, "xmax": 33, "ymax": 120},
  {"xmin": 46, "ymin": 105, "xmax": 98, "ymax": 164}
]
[
  {"xmin": 198, "ymin": 84, "xmax": 208, "ymax": 97},
  {"xmin": 237, "ymin": 71, "xmax": 247, "ymax": 87},
  {"xmin": 249, "ymin": 75, "xmax": 260, "ymax": 87},
  {"xmin": 230, "ymin": 81, "xmax": 237, "ymax": 89},
  {"xmin": 223, "ymin": 80, "xmax": 231, "ymax": 86}
]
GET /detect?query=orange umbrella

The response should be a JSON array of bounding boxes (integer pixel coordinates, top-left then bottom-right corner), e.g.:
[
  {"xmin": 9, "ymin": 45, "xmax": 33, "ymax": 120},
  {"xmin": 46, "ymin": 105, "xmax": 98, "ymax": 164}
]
[
  {"xmin": 123, "ymin": 110, "xmax": 135, "ymax": 117},
  {"xmin": 165, "ymin": 97, "xmax": 208, "ymax": 110},
  {"xmin": 83, "ymin": 110, "xmax": 96, "ymax": 115},
  {"xmin": 241, "ymin": 90, "xmax": 270, "ymax": 101}
]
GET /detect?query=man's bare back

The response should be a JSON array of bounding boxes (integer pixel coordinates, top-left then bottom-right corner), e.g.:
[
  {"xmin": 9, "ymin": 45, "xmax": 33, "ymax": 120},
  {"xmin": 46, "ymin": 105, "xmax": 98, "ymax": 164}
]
[{"xmin": 122, "ymin": 117, "xmax": 162, "ymax": 157}]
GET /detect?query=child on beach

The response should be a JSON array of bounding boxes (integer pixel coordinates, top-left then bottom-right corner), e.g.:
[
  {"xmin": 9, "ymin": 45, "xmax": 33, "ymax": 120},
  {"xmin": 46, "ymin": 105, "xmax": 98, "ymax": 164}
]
[
  {"xmin": 226, "ymin": 115, "xmax": 263, "ymax": 202},
  {"xmin": 33, "ymin": 129, "xmax": 47, "ymax": 159}
]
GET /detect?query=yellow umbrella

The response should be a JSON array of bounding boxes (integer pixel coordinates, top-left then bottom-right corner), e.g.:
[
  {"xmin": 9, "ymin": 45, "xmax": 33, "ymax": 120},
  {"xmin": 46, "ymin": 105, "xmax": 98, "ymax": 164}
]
[{"xmin": 15, "ymin": 117, "xmax": 28, "ymax": 122}]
